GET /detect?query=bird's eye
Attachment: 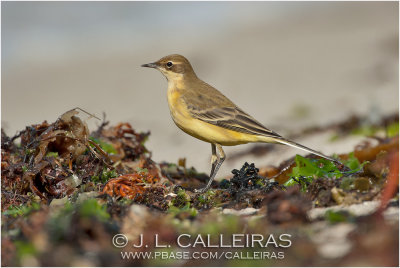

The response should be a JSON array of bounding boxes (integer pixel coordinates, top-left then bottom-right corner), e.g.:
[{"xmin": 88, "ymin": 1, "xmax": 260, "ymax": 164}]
[{"xmin": 166, "ymin": 61, "xmax": 173, "ymax": 68}]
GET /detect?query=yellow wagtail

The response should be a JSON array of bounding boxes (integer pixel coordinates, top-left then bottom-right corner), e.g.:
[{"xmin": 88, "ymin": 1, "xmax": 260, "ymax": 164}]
[{"xmin": 142, "ymin": 54, "xmax": 340, "ymax": 193}]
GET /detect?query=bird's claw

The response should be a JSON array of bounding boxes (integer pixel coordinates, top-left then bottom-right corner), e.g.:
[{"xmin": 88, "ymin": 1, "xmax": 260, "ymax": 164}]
[{"xmin": 194, "ymin": 188, "xmax": 207, "ymax": 194}]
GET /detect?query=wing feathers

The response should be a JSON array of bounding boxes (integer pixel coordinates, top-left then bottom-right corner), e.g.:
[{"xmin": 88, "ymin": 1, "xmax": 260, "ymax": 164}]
[
  {"xmin": 189, "ymin": 105, "xmax": 281, "ymax": 138},
  {"xmin": 180, "ymin": 83, "xmax": 281, "ymax": 139}
]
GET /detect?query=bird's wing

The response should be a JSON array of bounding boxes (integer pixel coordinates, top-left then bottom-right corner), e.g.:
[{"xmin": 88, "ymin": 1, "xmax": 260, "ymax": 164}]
[
  {"xmin": 182, "ymin": 87, "xmax": 282, "ymax": 138},
  {"xmin": 191, "ymin": 106, "xmax": 282, "ymax": 138}
]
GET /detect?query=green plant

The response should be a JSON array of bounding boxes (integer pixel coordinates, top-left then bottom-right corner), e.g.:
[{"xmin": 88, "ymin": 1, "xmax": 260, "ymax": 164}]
[
  {"xmin": 324, "ymin": 210, "xmax": 355, "ymax": 223},
  {"xmin": 45, "ymin": 151, "xmax": 59, "ymax": 158},
  {"xmin": 14, "ymin": 241, "xmax": 37, "ymax": 259},
  {"xmin": 3, "ymin": 203, "xmax": 41, "ymax": 217},
  {"xmin": 79, "ymin": 199, "xmax": 110, "ymax": 221},
  {"xmin": 284, "ymin": 153, "xmax": 368, "ymax": 191},
  {"xmin": 171, "ymin": 188, "xmax": 191, "ymax": 208},
  {"xmin": 197, "ymin": 190, "xmax": 216, "ymax": 206},
  {"xmin": 387, "ymin": 122, "xmax": 399, "ymax": 138},
  {"xmin": 91, "ymin": 168, "xmax": 118, "ymax": 184},
  {"xmin": 89, "ymin": 137, "xmax": 118, "ymax": 155},
  {"xmin": 168, "ymin": 203, "xmax": 198, "ymax": 218}
]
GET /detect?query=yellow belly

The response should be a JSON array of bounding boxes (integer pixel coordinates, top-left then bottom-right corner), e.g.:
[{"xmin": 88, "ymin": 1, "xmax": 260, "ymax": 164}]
[
  {"xmin": 167, "ymin": 88, "xmax": 260, "ymax": 146},
  {"xmin": 176, "ymin": 116, "xmax": 254, "ymax": 146}
]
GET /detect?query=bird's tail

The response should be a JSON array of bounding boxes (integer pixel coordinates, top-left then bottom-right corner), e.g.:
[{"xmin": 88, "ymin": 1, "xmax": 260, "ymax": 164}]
[{"xmin": 269, "ymin": 137, "xmax": 341, "ymax": 164}]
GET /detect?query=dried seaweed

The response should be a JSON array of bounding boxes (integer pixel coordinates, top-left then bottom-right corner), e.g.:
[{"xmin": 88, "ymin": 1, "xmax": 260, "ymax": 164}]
[{"xmin": 1, "ymin": 109, "xmax": 398, "ymax": 267}]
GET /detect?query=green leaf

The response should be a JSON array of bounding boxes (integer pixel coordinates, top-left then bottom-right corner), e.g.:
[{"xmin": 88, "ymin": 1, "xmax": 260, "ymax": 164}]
[
  {"xmin": 89, "ymin": 137, "xmax": 118, "ymax": 155},
  {"xmin": 79, "ymin": 199, "xmax": 110, "ymax": 221},
  {"xmin": 91, "ymin": 168, "xmax": 118, "ymax": 184},
  {"xmin": 45, "ymin": 151, "xmax": 59, "ymax": 158},
  {"xmin": 284, "ymin": 153, "xmax": 367, "ymax": 191},
  {"xmin": 343, "ymin": 152, "xmax": 368, "ymax": 172},
  {"xmin": 325, "ymin": 210, "xmax": 354, "ymax": 223},
  {"xmin": 135, "ymin": 167, "xmax": 148, "ymax": 174},
  {"xmin": 2, "ymin": 203, "xmax": 41, "ymax": 217},
  {"xmin": 351, "ymin": 125, "xmax": 379, "ymax": 137},
  {"xmin": 14, "ymin": 241, "xmax": 37, "ymax": 259},
  {"xmin": 287, "ymin": 155, "xmax": 342, "ymax": 180},
  {"xmin": 167, "ymin": 204, "xmax": 198, "ymax": 218},
  {"xmin": 283, "ymin": 178, "xmax": 298, "ymax": 187},
  {"xmin": 387, "ymin": 122, "xmax": 399, "ymax": 138},
  {"xmin": 344, "ymin": 152, "xmax": 360, "ymax": 170},
  {"xmin": 171, "ymin": 189, "xmax": 191, "ymax": 208}
]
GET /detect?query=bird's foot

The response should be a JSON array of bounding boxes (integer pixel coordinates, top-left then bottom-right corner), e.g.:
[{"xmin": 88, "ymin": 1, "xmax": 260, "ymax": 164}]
[{"xmin": 194, "ymin": 187, "xmax": 208, "ymax": 194}]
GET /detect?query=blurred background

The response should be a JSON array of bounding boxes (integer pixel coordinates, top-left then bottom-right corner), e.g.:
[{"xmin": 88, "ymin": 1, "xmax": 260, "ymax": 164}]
[{"xmin": 2, "ymin": 2, "xmax": 398, "ymax": 176}]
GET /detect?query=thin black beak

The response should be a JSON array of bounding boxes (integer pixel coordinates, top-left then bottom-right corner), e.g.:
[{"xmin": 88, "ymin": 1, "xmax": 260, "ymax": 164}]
[{"xmin": 141, "ymin": 62, "xmax": 158, "ymax": 68}]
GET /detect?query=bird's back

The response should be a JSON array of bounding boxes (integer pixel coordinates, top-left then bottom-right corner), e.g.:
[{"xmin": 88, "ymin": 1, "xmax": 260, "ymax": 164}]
[
  {"xmin": 181, "ymin": 78, "xmax": 236, "ymax": 111},
  {"xmin": 179, "ymin": 77, "xmax": 282, "ymax": 141}
]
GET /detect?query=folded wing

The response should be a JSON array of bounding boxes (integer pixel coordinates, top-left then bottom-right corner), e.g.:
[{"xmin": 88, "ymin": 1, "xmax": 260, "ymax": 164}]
[{"xmin": 187, "ymin": 104, "xmax": 282, "ymax": 138}]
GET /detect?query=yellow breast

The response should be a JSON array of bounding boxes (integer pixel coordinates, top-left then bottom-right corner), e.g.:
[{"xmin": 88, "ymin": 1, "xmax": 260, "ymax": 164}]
[{"xmin": 166, "ymin": 84, "xmax": 258, "ymax": 146}]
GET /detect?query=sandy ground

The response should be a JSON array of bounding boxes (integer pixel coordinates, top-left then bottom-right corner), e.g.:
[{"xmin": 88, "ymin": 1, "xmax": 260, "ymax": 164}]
[{"xmin": 2, "ymin": 2, "xmax": 398, "ymax": 177}]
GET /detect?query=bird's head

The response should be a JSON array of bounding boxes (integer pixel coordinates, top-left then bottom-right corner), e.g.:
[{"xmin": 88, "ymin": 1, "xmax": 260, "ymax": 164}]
[{"xmin": 141, "ymin": 54, "xmax": 197, "ymax": 81}]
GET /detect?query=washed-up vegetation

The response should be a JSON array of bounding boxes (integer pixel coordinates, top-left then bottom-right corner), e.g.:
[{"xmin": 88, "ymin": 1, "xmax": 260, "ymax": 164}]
[{"xmin": 1, "ymin": 109, "xmax": 398, "ymax": 266}]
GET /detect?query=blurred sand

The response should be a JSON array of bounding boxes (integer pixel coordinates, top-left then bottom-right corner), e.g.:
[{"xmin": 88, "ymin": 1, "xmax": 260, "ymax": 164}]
[{"xmin": 2, "ymin": 2, "xmax": 398, "ymax": 177}]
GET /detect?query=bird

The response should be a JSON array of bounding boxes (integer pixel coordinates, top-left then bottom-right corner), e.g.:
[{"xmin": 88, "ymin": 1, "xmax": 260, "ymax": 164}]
[{"xmin": 142, "ymin": 54, "xmax": 340, "ymax": 193}]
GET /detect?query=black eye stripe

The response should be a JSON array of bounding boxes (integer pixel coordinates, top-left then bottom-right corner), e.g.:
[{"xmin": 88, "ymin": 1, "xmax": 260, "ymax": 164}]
[{"xmin": 166, "ymin": 61, "xmax": 173, "ymax": 68}]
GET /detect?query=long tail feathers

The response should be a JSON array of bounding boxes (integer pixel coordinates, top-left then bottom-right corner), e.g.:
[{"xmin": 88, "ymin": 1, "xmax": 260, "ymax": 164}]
[{"xmin": 272, "ymin": 137, "xmax": 342, "ymax": 165}]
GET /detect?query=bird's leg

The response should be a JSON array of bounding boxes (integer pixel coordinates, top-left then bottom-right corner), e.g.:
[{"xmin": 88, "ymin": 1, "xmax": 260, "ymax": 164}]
[
  {"xmin": 209, "ymin": 144, "xmax": 218, "ymax": 177},
  {"xmin": 215, "ymin": 144, "xmax": 226, "ymax": 171},
  {"xmin": 195, "ymin": 144, "xmax": 225, "ymax": 193}
]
